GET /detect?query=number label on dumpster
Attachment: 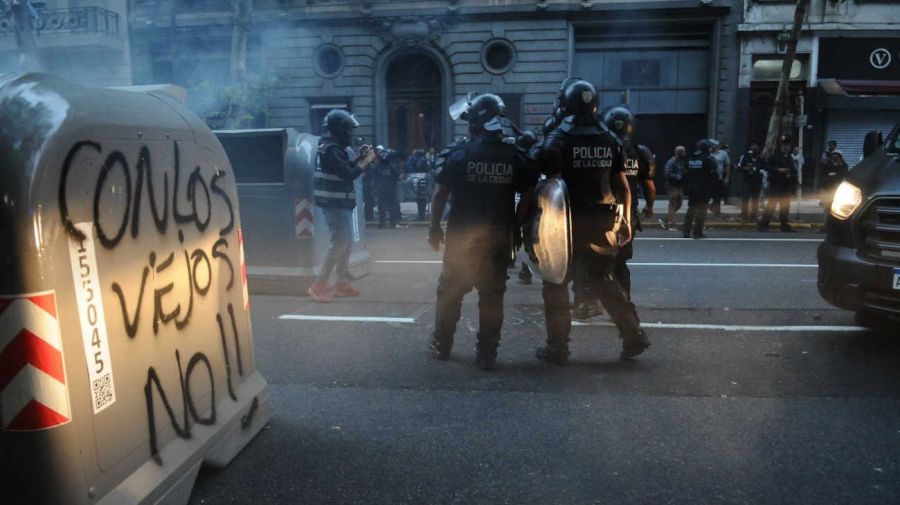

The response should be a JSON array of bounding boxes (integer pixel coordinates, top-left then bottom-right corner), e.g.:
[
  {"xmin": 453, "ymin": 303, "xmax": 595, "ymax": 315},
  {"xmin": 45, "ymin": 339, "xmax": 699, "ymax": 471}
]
[
  {"xmin": 68, "ymin": 222, "xmax": 116, "ymax": 414},
  {"xmin": 894, "ymin": 268, "xmax": 900, "ymax": 291}
]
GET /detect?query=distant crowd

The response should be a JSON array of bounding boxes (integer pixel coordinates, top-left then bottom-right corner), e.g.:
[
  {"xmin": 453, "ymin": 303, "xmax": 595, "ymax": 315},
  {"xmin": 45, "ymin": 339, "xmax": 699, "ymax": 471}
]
[
  {"xmin": 362, "ymin": 146, "xmax": 437, "ymax": 228},
  {"xmin": 659, "ymin": 134, "xmax": 879, "ymax": 233},
  {"xmin": 362, "ymin": 130, "xmax": 879, "ymax": 236}
]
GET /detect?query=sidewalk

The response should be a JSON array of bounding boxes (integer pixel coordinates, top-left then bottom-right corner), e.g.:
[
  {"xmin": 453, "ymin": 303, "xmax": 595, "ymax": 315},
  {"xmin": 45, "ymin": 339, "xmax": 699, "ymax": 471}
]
[{"xmin": 382, "ymin": 197, "xmax": 827, "ymax": 230}]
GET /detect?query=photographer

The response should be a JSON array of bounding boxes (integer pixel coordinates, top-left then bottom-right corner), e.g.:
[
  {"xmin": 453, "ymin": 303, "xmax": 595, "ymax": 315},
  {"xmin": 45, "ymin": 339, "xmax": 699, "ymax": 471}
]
[{"xmin": 307, "ymin": 110, "xmax": 375, "ymax": 302}]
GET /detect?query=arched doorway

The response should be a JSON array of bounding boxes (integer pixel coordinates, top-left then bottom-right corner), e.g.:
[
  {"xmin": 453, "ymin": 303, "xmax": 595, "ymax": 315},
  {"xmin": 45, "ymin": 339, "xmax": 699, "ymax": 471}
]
[{"xmin": 384, "ymin": 52, "xmax": 443, "ymax": 155}]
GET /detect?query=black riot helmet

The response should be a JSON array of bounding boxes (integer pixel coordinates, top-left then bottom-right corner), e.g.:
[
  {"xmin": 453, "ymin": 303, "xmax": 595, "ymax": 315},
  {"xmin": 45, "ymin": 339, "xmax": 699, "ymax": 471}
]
[
  {"xmin": 323, "ymin": 109, "xmax": 360, "ymax": 147},
  {"xmin": 561, "ymin": 80, "xmax": 599, "ymax": 120},
  {"xmin": 602, "ymin": 105, "xmax": 636, "ymax": 140},
  {"xmin": 554, "ymin": 76, "xmax": 582, "ymax": 116},
  {"xmin": 466, "ymin": 93, "xmax": 507, "ymax": 134}
]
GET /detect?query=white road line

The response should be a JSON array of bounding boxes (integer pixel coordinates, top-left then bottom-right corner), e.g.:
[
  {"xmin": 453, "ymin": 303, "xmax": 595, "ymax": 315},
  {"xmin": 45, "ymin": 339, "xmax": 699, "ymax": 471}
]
[
  {"xmin": 636, "ymin": 237, "xmax": 822, "ymax": 243},
  {"xmin": 573, "ymin": 321, "xmax": 866, "ymax": 332},
  {"xmin": 279, "ymin": 315, "xmax": 416, "ymax": 323},
  {"xmin": 629, "ymin": 262, "xmax": 817, "ymax": 268},
  {"xmin": 377, "ymin": 260, "xmax": 442, "ymax": 264},
  {"xmin": 280, "ymin": 315, "xmax": 864, "ymax": 333},
  {"xmin": 376, "ymin": 260, "xmax": 817, "ymax": 268}
]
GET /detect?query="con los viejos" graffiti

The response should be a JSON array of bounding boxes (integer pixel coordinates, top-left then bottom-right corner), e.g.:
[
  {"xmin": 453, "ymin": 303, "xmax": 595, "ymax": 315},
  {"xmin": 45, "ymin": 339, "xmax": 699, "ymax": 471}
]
[{"xmin": 58, "ymin": 140, "xmax": 250, "ymax": 465}]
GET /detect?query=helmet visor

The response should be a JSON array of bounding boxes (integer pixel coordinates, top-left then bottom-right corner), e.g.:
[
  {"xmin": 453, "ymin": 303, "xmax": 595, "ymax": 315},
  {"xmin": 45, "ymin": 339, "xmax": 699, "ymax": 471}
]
[{"xmin": 449, "ymin": 95, "xmax": 473, "ymax": 121}]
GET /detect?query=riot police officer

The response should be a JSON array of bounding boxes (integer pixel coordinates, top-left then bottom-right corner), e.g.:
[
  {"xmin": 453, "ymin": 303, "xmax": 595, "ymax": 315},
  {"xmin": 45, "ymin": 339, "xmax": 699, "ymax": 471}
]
[
  {"xmin": 683, "ymin": 139, "xmax": 718, "ymax": 239},
  {"xmin": 737, "ymin": 142, "xmax": 763, "ymax": 222},
  {"xmin": 535, "ymin": 80, "xmax": 649, "ymax": 364},
  {"xmin": 373, "ymin": 147, "xmax": 402, "ymax": 228},
  {"xmin": 759, "ymin": 136, "xmax": 797, "ymax": 232},
  {"xmin": 427, "ymin": 93, "xmax": 536, "ymax": 371},
  {"xmin": 602, "ymin": 105, "xmax": 656, "ymax": 300},
  {"xmin": 363, "ymin": 147, "xmax": 382, "ymax": 222},
  {"xmin": 820, "ymin": 149, "xmax": 848, "ymax": 212}
]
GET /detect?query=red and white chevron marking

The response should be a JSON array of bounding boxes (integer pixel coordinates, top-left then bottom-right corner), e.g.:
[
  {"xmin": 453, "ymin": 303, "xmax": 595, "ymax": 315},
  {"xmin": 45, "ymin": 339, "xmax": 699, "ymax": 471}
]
[
  {"xmin": 238, "ymin": 228, "xmax": 250, "ymax": 310},
  {"xmin": 295, "ymin": 198, "xmax": 314, "ymax": 239},
  {"xmin": 0, "ymin": 291, "xmax": 70, "ymax": 431}
]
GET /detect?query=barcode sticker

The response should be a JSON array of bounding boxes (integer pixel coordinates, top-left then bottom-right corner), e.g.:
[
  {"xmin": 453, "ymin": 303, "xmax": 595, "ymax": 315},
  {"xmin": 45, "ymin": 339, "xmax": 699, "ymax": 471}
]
[{"xmin": 68, "ymin": 222, "xmax": 116, "ymax": 414}]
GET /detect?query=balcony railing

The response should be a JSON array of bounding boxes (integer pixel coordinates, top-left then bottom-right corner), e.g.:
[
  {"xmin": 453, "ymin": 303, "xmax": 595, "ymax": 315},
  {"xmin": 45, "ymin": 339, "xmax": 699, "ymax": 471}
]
[
  {"xmin": 0, "ymin": 6, "xmax": 119, "ymax": 37},
  {"xmin": 176, "ymin": 0, "xmax": 233, "ymax": 14}
]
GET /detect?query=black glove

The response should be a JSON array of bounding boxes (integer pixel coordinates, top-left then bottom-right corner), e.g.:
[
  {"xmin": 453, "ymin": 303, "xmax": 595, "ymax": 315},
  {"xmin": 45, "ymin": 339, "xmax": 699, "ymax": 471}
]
[{"xmin": 428, "ymin": 226, "xmax": 445, "ymax": 252}]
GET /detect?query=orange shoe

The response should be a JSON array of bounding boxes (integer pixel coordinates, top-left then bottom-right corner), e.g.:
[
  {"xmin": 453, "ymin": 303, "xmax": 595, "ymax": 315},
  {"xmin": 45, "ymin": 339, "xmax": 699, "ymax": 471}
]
[
  {"xmin": 307, "ymin": 281, "xmax": 331, "ymax": 303},
  {"xmin": 332, "ymin": 281, "xmax": 361, "ymax": 298}
]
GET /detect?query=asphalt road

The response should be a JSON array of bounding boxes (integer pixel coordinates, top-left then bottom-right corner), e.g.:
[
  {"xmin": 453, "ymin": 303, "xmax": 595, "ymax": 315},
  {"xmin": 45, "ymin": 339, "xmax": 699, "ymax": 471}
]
[{"xmin": 189, "ymin": 227, "xmax": 900, "ymax": 505}]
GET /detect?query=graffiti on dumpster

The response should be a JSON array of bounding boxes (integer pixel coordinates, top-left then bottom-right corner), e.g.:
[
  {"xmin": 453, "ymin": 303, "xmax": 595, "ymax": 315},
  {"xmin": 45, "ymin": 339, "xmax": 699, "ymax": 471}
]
[
  {"xmin": 58, "ymin": 140, "xmax": 248, "ymax": 464},
  {"xmin": 59, "ymin": 141, "xmax": 235, "ymax": 247}
]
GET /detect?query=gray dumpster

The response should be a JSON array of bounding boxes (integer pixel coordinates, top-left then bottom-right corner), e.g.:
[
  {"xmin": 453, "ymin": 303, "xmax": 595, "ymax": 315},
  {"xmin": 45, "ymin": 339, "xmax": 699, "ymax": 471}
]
[
  {"xmin": 215, "ymin": 128, "xmax": 371, "ymax": 295},
  {"xmin": 0, "ymin": 73, "xmax": 270, "ymax": 505}
]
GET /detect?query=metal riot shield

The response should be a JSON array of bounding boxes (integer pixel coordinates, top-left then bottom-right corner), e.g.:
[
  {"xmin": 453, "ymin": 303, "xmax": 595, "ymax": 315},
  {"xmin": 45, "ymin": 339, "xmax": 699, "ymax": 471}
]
[{"xmin": 531, "ymin": 177, "xmax": 573, "ymax": 284}]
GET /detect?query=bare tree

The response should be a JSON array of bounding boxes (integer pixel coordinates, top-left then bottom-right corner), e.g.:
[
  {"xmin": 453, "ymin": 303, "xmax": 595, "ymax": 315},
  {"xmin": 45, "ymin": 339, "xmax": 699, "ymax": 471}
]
[
  {"xmin": 230, "ymin": 0, "xmax": 252, "ymax": 83},
  {"xmin": 224, "ymin": 0, "xmax": 253, "ymax": 128},
  {"xmin": 763, "ymin": 0, "xmax": 809, "ymax": 156}
]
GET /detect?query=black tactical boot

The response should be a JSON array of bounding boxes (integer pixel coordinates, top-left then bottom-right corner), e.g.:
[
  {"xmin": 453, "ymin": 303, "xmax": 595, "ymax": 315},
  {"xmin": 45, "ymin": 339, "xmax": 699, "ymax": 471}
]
[
  {"xmin": 518, "ymin": 262, "xmax": 533, "ymax": 285},
  {"xmin": 620, "ymin": 329, "xmax": 651, "ymax": 360},
  {"xmin": 476, "ymin": 351, "xmax": 496, "ymax": 371},
  {"xmin": 428, "ymin": 339, "xmax": 450, "ymax": 360},
  {"xmin": 536, "ymin": 345, "xmax": 569, "ymax": 366}
]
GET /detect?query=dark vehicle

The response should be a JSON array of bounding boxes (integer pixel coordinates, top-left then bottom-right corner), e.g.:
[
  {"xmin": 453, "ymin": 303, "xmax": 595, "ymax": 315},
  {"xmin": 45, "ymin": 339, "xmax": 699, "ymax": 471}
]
[{"xmin": 818, "ymin": 122, "xmax": 900, "ymax": 328}]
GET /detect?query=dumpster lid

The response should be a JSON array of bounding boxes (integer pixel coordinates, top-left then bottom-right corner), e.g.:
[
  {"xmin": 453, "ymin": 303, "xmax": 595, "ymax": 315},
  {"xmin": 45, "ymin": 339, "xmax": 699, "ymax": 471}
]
[{"xmin": 108, "ymin": 84, "xmax": 188, "ymax": 103}]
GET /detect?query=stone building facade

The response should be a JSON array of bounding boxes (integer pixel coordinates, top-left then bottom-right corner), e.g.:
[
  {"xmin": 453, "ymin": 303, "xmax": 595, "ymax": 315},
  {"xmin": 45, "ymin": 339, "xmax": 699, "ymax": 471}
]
[
  {"xmin": 129, "ymin": 0, "xmax": 741, "ymax": 166},
  {"xmin": 0, "ymin": 0, "xmax": 132, "ymax": 87}
]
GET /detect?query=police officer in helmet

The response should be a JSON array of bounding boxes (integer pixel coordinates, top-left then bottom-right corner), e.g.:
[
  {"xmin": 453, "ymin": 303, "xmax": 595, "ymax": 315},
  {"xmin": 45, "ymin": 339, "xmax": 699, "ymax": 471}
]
[
  {"xmin": 427, "ymin": 93, "xmax": 537, "ymax": 370},
  {"xmin": 683, "ymin": 138, "xmax": 718, "ymax": 239},
  {"xmin": 372, "ymin": 146, "xmax": 402, "ymax": 228},
  {"xmin": 535, "ymin": 79, "xmax": 649, "ymax": 364},
  {"xmin": 602, "ymin": 104, "xmax": 656, "ymax": 300},
  {"xmin": 759, "ymin": 136, "xmax": 798, "ymax": 232}
]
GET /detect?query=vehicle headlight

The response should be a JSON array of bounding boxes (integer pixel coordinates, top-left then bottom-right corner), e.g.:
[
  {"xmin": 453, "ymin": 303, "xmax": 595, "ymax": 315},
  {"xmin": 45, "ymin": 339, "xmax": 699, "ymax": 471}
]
[{"xmin": 830, "ymin": 181, "xmax": 863, "ymax": 220}]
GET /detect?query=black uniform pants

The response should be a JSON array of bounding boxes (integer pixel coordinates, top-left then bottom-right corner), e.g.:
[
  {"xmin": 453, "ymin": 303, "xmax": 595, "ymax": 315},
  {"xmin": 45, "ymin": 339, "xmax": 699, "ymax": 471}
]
[
  {"xmin": 572, "ymin": 259, "xmax": 593, "ymax": 308},
  {"xmin": 711, "ymin": 180, "xmax": 726, "ymax": 215},
  {"xmin": 433, "ymin": 244, "xmax": 508, "ymax": 356},
  {"xmin": 761, "ymin": 191, "xmax": 791, "ymax": 229},
  {"xmin": 416, "ymin": 199, "xmax": 428, "ymax": 221},
  {"xmin": 543, "ymin": 249, "xmax": 641, "ymax": 350},
  {"xmin": 363, "ymin": 181, "xmax": 376, "ymax": 222},
  {"xmin": 741, "ymin": 179, "xmax": 762, "ymax": 220},
  {"xmin": 377, "ymin": 185, "xmax": 400, "ymax": 225},
  {"xmin": 576, "ymin": 237, "xmax": 635, "ymax": 304},
  {"xmin": 683, "ymin": 195, "xmax": 709, "ymax": 236},
  {"xmin": 613, "ymin": 240, "xmax": 634, "ymax": 301}
]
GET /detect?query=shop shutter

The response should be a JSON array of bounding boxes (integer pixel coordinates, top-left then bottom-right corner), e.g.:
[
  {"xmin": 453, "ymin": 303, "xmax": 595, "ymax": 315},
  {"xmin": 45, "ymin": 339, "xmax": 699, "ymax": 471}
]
[{"xmin": 825, "ymin": 110, "xmax": 899, "ymax": 167}]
